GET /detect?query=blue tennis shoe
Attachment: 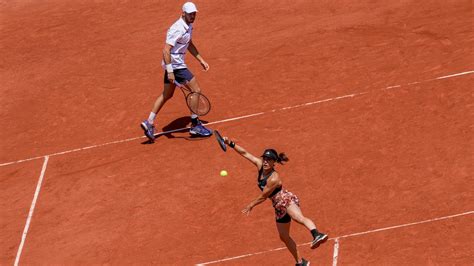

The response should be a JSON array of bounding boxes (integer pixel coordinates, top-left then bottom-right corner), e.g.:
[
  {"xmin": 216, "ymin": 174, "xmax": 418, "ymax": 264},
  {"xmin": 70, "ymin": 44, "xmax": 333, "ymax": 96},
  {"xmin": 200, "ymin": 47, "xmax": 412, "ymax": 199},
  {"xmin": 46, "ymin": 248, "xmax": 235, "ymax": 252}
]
[
  {"xmin": 141, "ymin": 120, "xmax": 156, "ymax": 141},
  {"xmin": 189, "ymin": 122, "xmax": 212, "ymax": 137}
]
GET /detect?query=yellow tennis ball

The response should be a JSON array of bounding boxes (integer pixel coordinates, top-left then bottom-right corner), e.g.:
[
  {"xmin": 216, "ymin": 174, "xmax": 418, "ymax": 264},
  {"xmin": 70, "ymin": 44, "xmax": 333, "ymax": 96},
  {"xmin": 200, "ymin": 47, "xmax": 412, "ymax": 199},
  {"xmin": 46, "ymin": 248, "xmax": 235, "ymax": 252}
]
[{"xmin": 220, "ymin": 170, "xmax": 228, "ymax": 177}]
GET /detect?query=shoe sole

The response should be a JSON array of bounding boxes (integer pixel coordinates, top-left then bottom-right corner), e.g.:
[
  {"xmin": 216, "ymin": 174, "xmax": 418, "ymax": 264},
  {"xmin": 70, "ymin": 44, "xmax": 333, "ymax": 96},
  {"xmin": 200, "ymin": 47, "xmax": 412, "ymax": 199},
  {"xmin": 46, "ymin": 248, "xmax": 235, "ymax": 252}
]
[
  {"xmin": 141, "ymin": 122, "xmax": 155, "ymax": 140},
  {"xmin": 310, "ymin": 235, "xmax": 328, "ymax": 249},
  {"xmin": 189, "ymin": 131, "xmax": 212, "ymax": 137},
  {"xmin": 189, "ymin": 129, "xmax": 213, "ymax": 137}
]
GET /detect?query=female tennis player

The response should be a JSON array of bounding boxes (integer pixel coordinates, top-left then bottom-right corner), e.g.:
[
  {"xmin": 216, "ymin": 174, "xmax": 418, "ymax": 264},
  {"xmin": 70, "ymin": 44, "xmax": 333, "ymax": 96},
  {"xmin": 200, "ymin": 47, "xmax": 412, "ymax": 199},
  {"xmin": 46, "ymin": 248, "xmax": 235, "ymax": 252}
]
[{"xmin": 222, "ymin": 136, "xmax": 328, "ymax": 266}]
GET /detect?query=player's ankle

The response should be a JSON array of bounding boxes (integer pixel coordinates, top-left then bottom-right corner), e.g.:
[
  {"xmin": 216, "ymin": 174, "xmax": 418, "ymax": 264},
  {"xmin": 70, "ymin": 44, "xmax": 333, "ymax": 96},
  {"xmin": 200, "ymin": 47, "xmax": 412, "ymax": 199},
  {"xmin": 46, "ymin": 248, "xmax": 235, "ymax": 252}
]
[{"xmin": 191, "ymin": 115, "xmax": 200, "ymax": 125}]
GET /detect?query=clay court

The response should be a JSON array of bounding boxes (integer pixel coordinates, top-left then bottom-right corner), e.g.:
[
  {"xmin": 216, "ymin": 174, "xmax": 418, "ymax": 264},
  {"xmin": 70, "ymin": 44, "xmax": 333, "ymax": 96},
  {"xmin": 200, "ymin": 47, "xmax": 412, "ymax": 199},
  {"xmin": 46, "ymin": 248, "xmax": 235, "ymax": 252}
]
[{"xmin": 1, "ymin": 0, "xmax": 473, "ymax": 265}]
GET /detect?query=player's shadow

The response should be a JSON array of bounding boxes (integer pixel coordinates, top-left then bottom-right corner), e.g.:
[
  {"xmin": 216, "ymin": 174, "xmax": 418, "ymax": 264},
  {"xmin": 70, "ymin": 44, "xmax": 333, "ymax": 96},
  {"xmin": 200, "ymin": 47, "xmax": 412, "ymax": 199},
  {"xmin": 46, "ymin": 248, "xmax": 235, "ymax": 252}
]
[{"xmin": 141, "ymin": 116, "xmax": 210, "ymax": 144}]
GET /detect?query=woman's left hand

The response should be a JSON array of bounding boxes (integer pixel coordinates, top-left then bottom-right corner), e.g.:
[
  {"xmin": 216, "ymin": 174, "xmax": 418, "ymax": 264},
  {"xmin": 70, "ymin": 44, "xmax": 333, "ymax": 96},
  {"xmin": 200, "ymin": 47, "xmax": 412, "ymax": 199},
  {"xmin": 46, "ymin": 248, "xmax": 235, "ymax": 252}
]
[{"xmin": 241, "ymin": 205, "xmax": 253, "ymax": 216}]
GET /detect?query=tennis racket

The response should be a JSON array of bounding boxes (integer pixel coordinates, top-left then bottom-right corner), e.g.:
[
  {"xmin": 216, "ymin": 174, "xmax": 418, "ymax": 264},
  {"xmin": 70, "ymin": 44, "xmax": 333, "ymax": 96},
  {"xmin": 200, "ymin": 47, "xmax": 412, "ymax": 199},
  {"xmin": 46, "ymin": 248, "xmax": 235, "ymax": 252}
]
[
  {"xmin": 174, "ymin": 81, "xmax": 211, "ymax": 116},
  {"xmin": 214, "ymin": 130, "xmax": 227, "ymax": 152}
]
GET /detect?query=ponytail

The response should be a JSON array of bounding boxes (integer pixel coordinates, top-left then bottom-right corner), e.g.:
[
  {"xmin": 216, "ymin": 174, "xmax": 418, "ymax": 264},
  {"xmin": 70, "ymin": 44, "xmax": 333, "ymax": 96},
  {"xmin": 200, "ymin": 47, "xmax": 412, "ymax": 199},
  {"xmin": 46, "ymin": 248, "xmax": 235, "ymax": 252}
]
[
  {"xmin": 262, "ymin": 149, "xmax": 289, "ymax": 165},
  {"xmin": 277, "ymin": 152, "xmax": 289, "ymax": 164}
]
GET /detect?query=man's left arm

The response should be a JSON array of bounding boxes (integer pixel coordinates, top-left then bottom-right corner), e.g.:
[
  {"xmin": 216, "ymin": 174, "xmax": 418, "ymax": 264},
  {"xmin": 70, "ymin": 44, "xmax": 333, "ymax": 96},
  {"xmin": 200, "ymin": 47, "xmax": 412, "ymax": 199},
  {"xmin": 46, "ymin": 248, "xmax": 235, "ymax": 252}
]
[{"xmin": 188, "ymin": 40, "xmax": 210, "ymax": 71}]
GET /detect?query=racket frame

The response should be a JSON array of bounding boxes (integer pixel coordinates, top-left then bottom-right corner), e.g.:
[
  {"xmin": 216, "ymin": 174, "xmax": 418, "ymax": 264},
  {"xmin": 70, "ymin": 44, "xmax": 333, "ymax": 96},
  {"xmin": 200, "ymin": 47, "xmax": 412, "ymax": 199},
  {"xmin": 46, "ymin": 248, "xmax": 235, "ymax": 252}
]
[
  {"xmin": 214, "ymin": 130, "xmax": 227, "ymax": 152},
  {"xmin": 174, "ymin": 81, "xmax": 211, "ymax": 116}
]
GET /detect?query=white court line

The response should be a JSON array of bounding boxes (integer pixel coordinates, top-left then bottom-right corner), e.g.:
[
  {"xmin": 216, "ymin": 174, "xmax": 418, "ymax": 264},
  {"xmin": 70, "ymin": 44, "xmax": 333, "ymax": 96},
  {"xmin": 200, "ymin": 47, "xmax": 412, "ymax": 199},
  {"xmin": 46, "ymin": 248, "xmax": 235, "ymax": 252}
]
[
  {"xmin": 195, "ymin": 210, "xmax": 474, "ymax": 265},
  {"xmin": 14, "ymin": 156, "xmax": 49, "ymax": 266},
  {"xmin": 434, "ymin": 70, "xmax": 474, "ymax": 80},
  {"xmin": 335, "ymin": 210, "xmax": 474, "ymax": 239},
  {"xmin": 333, "ymin": 238, "xmax": 340, "ymax": 266},
  {"xmin": 1, "ymin": 70, "xmax": 473, "ymax": 168},
  {"xmin": 207, "ymin": 112, "xmax": 265, "ymax": 125}
]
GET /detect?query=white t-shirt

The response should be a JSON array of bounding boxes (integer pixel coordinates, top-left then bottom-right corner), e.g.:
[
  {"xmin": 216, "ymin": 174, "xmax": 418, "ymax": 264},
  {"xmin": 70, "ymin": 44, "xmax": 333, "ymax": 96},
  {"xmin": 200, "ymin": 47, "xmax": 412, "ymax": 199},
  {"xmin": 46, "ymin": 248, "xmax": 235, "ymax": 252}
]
[{"xmin": 162, "ymin": 17, "xmax": 193, "ymax": 70}]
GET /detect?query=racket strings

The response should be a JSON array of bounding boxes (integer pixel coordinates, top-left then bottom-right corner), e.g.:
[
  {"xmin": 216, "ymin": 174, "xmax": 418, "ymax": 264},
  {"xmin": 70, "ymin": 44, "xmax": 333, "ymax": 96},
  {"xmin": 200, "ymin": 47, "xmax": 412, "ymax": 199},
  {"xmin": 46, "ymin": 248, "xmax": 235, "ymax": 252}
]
[{"xmin": 187, "ymin": 93, "xmax": 211, "ymax": 116}]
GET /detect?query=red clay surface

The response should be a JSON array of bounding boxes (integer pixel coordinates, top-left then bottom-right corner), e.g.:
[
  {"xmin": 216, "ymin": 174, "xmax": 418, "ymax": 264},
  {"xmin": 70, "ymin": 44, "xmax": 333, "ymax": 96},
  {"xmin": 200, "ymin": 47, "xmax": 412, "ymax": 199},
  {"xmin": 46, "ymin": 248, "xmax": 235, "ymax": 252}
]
[
  {"xmin": 0, "ymin": 160, "xmax": 45, "ymax": 262},
  {"xmin": 1, "ymin": 0, "xmax": 473, "ymax": 265},
  {"xmin": 338, "ymin": 216, "xmax": 473, "ymax": 265}
]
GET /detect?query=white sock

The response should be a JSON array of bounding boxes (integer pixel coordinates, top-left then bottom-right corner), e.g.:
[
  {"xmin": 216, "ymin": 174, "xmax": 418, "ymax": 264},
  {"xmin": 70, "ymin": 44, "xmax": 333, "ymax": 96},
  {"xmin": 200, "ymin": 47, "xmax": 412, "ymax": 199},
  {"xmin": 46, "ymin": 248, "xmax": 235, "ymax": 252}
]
[{"xmin": 148, "ymin": 112, "xmax": 156, "ymax": 124}]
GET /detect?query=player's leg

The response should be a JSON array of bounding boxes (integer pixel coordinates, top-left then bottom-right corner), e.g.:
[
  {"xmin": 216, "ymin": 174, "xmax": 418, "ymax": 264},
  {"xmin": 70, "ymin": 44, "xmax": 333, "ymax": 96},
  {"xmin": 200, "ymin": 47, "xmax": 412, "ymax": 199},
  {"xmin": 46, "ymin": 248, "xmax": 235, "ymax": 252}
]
[
  {"xmin": 141, "ymin": 76, "xmax": 176, "ymax": 141},
  {"xmin": 185, "ymin": 76, "xmax": 212, "ymax": 137},
  {"xmin": 276, "ymin": 221, "xmax": 300, "ymax": 263},
  {"xmin": 286, "ymin": 204, "xmax": 316, "ymax": 230},
  {"xmin": 184, "ymin": 77, "xmax": 201, "ymax": 124},
  {"xmin": 286, "ymin": 204, "xmax": 328, "ymax": 249},
  {"xmin": 276, "ymin": 220, "xmax": 310, "ymax": 265},
  {"xmin": 151, "ymin": 82, "xmax": 176, "ymax": 114},
  {"xmin": 185, "ymin": 76, "xmax": 201, "ymax": 93}
]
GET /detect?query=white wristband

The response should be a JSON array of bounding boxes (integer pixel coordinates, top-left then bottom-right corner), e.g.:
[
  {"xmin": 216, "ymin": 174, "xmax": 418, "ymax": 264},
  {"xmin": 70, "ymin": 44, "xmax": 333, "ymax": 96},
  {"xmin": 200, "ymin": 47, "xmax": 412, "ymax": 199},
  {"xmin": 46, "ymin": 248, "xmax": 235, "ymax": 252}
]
[{"xmin": 166, "ymin": 64, "xmax": 173, "ymax": 73}]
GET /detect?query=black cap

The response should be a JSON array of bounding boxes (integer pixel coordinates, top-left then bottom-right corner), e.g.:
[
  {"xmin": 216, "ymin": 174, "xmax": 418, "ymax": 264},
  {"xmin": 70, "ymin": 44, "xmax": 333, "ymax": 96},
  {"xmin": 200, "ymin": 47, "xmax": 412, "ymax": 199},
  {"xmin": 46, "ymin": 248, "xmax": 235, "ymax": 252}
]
[{"xmin": 261, "ymin": 149, "xmax": 278, "ymax": 161}]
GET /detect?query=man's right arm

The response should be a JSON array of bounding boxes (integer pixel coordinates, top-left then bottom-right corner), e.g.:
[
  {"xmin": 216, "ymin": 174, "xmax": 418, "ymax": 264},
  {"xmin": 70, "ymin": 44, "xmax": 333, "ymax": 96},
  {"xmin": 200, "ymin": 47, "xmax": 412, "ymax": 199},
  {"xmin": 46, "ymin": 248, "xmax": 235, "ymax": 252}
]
[
  {"xmin": 163, "ymin": 43, "xmax": 174, "ymax": 82},
  {"xmin": 162, "ymin": 43, "xmax": 173, "ymax": 65}
]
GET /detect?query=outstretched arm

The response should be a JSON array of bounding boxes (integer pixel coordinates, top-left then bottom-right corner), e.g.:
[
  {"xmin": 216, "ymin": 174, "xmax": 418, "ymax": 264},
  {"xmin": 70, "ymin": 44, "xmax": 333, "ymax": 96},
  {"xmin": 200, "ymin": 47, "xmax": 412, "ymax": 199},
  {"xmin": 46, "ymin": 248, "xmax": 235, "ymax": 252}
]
[
  {"xmin": 223, "ymin": 137, "xmax": 262, "ymax": 169},
  {"xmin": 188, "ymin": 40, "xmax": 209, "ymax": 71}
]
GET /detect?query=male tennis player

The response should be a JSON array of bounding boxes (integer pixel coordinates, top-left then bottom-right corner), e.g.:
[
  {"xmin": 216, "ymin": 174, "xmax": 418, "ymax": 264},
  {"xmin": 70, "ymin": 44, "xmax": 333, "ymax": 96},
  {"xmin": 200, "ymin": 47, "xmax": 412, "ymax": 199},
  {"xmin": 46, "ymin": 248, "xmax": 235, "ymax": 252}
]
[
  {"xmin": 221, "ymin": 136, "xmax": 328, "ymax": 266},
  {"xmin": 141, "ymin": 2, "xmax": 212, "ymax": 141}
]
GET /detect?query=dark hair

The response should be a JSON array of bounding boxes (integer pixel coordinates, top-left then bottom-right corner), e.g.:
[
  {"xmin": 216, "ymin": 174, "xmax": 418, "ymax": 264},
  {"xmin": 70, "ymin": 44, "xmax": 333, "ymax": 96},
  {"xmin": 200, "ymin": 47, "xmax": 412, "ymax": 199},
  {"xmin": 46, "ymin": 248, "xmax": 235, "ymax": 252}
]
[
  {"xmin": 277, "ymin": 152, "xmax": 289, "ymax": 164},
  {"xmin": 262, "ymin": 149, "xmax": 290, "ymax": 164}
]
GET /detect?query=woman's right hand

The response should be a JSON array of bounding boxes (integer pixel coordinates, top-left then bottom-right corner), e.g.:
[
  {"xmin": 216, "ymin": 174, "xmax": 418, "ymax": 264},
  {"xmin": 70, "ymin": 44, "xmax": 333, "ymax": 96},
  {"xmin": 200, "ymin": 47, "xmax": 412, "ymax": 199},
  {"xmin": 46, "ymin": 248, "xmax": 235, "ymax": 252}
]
[{"xmin": 223, "ymin": 136, "xmax": 231, "ymax": 145}]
